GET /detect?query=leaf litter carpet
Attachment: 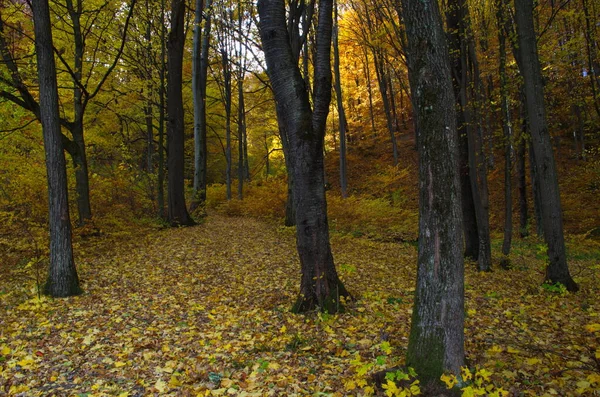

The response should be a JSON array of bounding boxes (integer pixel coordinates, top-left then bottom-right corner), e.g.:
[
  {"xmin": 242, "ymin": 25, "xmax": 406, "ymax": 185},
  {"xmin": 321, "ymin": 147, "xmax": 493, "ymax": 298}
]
[{"xmin": 1, "ymin": 215, "xmax": 599, "ymax": 396}]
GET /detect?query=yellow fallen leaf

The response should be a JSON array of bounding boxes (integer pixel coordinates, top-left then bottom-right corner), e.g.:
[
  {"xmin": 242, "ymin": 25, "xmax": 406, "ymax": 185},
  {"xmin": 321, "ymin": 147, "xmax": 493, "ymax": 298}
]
[
  {"xmin": 114, "ymin": 361, "xmax": 127, "ymax": 368},
  {"xmin": 279, "ymin": 325, "xmax": 286, "ymax": 333},
  {"xmin": 526, "ymin": 358, "xmax": 540, "ymax": 365},
  {"xmin": 585, "ymin": 323, "xmax": 600, "ymax": 333},
  {"xmin": 1, "ymin": 346, "xmax": 10, "ymax": 356},
  {"xmin": 155, "ymin": 379, "xmax": 168, "ymax": 393}
]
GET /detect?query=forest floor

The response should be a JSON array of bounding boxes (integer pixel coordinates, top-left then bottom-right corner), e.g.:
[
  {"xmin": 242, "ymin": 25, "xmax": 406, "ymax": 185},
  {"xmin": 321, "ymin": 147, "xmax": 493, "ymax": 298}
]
[{"xmin": 1, "ymin": 213, "xmax": 600, "ymax": 396}]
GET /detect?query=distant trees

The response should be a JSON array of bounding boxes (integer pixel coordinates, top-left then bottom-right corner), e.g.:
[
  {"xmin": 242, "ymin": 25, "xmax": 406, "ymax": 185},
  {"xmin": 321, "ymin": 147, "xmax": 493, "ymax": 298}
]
[
  {"xmin": 402, "ymin": 0, "xmax": 465, "ymax": 385},
  {"xmin": 258, "ymin": 0, "xmax": 350, "ymax": 312},
  {"xmin": 31, "ymin": 0, "xmax": 81, "ymax": 297}
]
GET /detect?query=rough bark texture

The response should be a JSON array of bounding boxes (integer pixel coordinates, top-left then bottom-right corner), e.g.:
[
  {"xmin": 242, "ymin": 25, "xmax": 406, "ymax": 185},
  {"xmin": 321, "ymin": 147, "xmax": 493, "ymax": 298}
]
[
  {"xmin": 258, "ymin": 0, "xmax": 350, "ymax": 313},
  {"xmin": 32, "ymin": 0, "xmax": 81, "ymax": 297},
  {"xmin": 167, "ymin": 0, "xmax": 194, "ymax": 226},
  {"xmin": 514, "ymin": 0, "xmax": 578, "ymax": 291},
  {"xmin": 402, "ymin": 0, "xmax": 465, "ymax": 383}
]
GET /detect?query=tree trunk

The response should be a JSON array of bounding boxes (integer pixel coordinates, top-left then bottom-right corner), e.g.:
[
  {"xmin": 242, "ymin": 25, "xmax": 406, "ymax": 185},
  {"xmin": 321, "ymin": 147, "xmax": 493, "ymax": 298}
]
[
  {"xmin": 446, "ymin": 0, "xmax": 479, "ymax": 261},
  {"xmin": 333, "ymin": 0, "xmax": 348, "ymax": 198},
  {"xmin": 167, "ymin": 0, "xmax": 194, "ymax": 226},
  {"xmin": 373, "ymin": 51, "xmax": 399, "ymax": 165},
  {"xmin": 517, "ymin": 131, "xmax": 529, "ymax": 237},
  {"xmin": 191, "ymin": 0, "xmax": 212, "ymax": 211},
  {"xmin": 66, "ymin": 0, "xmax": 92, "ymax": 226},
  {"xmin": 237, "ymin": 33, "xmax": 247, "ymax": 200},
  {"xmin": 362, "ymin": 48, "xmax": 377, "ymax": 134},
  {"xmin": 258, "ymin": 0, "xmax": 350, "ymax": 313},
  {"xmin": 32, "ymin": 0, "xmax": 81, "ymax": 298},
  {"xmin": 158, "ymin": 0, "xmax": 167, "ymax": 219},
  {"xmin": 222, "ymin": 48, "xmax": 233, "ymax": 201},
  {"xmin": 402, "ymin": 0, "xmax": 465, "ymax": 384},
  {"xmin": 498, "ymin": 0, "xmax": 513, "ymax": 267},
  {"xmin": 145, "ymin": 0, "xmax": 154, "ymax": 174},
  {"xmin": 514, "ymin": 0, "xmax": 578, "ymax": 291}
]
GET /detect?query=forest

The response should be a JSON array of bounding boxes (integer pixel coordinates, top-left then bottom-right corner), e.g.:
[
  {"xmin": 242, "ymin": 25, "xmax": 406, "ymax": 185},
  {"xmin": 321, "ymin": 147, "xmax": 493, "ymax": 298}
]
[{"xmin": 0, "ymin": 0, "xmax": 599, "ymax": 394}]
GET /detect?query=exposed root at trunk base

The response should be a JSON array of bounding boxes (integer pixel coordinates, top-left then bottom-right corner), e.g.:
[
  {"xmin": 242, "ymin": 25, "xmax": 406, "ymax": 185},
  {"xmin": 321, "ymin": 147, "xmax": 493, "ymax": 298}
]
[{"xmin": 292, "ymin": 281, "xmax": 351, "ymax": 314}]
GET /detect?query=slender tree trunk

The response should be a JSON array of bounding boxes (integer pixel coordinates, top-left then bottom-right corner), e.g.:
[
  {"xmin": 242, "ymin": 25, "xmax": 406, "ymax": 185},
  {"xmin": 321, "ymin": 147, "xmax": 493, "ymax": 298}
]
[
  {"xmin": 582, "ymin": 0, "xmax": 600, "ymax": 118},
  {"xmin": 158, "ymin": 0, "xmax": 167, "ymax": 219},
  {"xmin": 32, "ymin": 0, "xmax": 81, "ymax": 297},
  {"xmin": 468, "ymin": 46, "xmax": 492, "ymax": 272},
  {"xmin": 222, "ymin": 49, "xmax": 233, "ymax": 201},
  {"xmin": 145, "ymin": 0, "xmax": 154, "ymax": 174},
  {"xmin": 517, "ymin": 131, "xmax": 529, "ymax": 237},
  {"xmin": 515, "ymin": 0, "xmax": 578, "ymax": 291},
  {"xmin": 167, "ymin": 0, "xmax": 194, "ymax": 226},
  {"xmin": 258, "ymin": 0, "xmax": 350, "ymax": 313},
  {"xmin": 498, "ymin": 0, "xmax": 513, "ymax": 267},
  {"xmin": 362, "ymin": 48, "xmax": 377, "ymax": 134},
  {"xmin": 192, "ymin": 0, "xmax": 211, "ymax": 211},
  {"xmin": 402, "ymin": 0, "xmax": 465, "ymax": 383},
  {"xmin": 446, "ymin": 0, "xmax": 479, "ymax": 261},
  {"xmin": 237, "ymin": 63, "xmax": 246, "ymax": 199},
  {"xmin": 333, "ymin": 0, "xmax": 348, "ymax": 198},
  {"xmin": 66, "ymin": 0, "xmax": 92, "ymax": 226},
  {"xmin": 373, "ymin": 52, "xmax": 399, "ymax": 165}
]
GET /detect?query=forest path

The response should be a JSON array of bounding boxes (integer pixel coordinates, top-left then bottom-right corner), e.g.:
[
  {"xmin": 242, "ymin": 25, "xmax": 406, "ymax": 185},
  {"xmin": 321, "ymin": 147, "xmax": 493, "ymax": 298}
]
[{"xmin": 1, "ymin": 214, "xmax": 599, "ymax": 395}]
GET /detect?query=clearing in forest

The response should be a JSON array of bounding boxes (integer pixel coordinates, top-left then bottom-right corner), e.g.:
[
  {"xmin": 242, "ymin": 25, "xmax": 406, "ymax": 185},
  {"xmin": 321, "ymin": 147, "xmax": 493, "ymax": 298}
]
[{"xmin": 1, "ymin": 214, "xmax": 599, "ymax": 395}]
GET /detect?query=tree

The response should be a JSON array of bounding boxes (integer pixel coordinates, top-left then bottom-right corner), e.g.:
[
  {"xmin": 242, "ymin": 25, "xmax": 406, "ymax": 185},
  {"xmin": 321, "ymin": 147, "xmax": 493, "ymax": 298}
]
[
  {"xmin": 514, "ymin": 0, "xmax": 578, "ymax": 291},
  {"xmin": 332, "ymin": 0, "xmax": 348, "ymax": 198},
  {"xmin": 0, "ymin": 0, "xmax": 136, "ymax": 226},
  {"xmin": 446, "ymin": 0, "xmax": 492, "ymax": 270},
  {"xmin": 31, "ymin": 0, "xmax": 81, "ymax": 297},
  {"xmin": 258, "ymin": 0, "xmax": 350, "ymax": 313},
  {"xmin": 167, "ymin": 0, "xmax": 195, "ymax": 226},
  {"xmin": 402, "ymin": 0, "xmax": 465, "ymax": 385},
  {"xmin": 191, "ymin": 0, "xmax": 212, "ymax": 211}
]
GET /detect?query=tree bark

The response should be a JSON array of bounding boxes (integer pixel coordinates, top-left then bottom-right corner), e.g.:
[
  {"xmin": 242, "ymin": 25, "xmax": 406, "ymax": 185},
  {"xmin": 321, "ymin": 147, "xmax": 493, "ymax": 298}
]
[
  {"xmin": 333, "ymin": 0, "xmax": 348, "ymax": 198},
  {"xmin": 498, "ymin": 0, "xmax": 513, "ymax": 267},
  {"xmin": 167, "ymin": 0, "xmax": 195, "ymax": 226},
  {"xmin": 191, "ymin": 0, "xmax": 211, "ymax": 211},
  {"xmin": 258, "ymin": 0, "xmax": 350, "ymax": 313},
  {"xmin": 514, "ymin": 0, "xmax": 578, "ymax": 291},
  {"xmin": 32, "ymin": 0, "xmax": 81, "ymax": 297},
  {"xmin": 446, "ymin": 0, "xmax": 480, "ymax": 262},
  {"xmin": 402, "ymin": 0, "xmax": 465, "ymax": 384}
]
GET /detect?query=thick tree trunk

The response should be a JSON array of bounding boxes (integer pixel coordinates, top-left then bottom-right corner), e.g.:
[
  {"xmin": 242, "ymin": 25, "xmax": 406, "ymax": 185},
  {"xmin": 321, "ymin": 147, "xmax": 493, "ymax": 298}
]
[
  {"xmin": 258, "ymin": 0, "xmax": 350, "ymax": 313},
  {"xmin": 402, "ymin": 0, "xmax": 465, "ymax": 384},
  {"xmin": 32, "ymin": 0, "xmax": 81, "ymax": 298},
  {"xmin": 515, "ymin": 0, "xmax": 578, "ymax": 291},
  {"xmin": 167, "ymin": 0, "xmax": 194, "ymax": 226},
  {"xmin": 191, "ymin": 0, "xmax": 211, "ymax": 211}
]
